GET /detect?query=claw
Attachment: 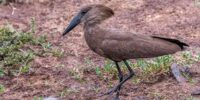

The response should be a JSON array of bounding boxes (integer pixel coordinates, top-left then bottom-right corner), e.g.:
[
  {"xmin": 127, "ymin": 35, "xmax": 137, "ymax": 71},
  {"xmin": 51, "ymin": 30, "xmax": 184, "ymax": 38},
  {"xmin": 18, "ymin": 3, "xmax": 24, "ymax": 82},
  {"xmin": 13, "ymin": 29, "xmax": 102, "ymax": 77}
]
[
  {"xmin": 99, "ymin": 86, "xmax": 119, "ymax": 97},
  {"xmin": 114, "ymin": 93, "xmax": 120, "ymax": 100}
]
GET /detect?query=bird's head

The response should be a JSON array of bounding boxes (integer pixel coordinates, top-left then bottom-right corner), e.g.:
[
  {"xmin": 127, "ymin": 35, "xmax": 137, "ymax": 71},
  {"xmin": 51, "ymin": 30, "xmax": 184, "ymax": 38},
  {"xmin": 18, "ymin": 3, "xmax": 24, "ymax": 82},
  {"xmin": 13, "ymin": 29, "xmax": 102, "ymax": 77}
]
[{"xmin": 62, "ymin": 4, "xmax": 114, "ymax": 36}]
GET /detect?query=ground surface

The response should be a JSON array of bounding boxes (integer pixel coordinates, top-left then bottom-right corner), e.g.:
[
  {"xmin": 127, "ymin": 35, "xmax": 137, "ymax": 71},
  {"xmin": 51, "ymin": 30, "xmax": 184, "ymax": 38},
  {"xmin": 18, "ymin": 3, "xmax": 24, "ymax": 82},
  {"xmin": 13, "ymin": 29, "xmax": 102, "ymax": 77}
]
[{"xmin": 0, "ymin": 0, "xmax": 200, "ymax": 100}]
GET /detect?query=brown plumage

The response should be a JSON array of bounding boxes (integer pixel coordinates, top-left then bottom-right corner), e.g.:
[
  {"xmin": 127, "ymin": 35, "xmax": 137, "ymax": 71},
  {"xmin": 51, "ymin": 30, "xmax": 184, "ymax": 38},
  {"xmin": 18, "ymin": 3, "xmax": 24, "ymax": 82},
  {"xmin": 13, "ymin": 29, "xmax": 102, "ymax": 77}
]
[{"xmin": 62, "ymin": 4, "xmax": 188, "ymax": 100}]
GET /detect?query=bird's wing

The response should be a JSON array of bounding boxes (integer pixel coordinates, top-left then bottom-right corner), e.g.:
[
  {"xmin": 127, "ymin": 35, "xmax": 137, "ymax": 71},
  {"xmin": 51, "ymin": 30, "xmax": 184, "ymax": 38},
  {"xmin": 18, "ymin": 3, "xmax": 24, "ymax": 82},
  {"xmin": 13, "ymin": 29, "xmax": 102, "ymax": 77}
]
[{"xmin": 101, "ymin": 31, "xmax": 185, "ymax": 60}]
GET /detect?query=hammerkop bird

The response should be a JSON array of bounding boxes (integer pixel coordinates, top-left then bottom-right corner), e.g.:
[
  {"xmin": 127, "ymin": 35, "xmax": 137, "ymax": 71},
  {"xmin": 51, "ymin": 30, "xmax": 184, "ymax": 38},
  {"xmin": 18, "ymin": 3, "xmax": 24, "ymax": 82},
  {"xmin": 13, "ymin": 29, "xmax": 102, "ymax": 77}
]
[{"xmin": 62, "ymin": 4, "xmax": 188, "ymax": 99}]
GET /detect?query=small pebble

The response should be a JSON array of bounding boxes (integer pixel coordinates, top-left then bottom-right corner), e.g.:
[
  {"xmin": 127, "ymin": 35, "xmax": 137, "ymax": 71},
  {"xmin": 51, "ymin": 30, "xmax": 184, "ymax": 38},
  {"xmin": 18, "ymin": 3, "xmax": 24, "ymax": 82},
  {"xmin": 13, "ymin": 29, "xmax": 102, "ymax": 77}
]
[
  {"xmin": 191, "ymin": 89, "xmax": 200, "ymax": 95},
  {"xmin": 44, "ymin": 97, "xmax": 59, "ymax": 100}
]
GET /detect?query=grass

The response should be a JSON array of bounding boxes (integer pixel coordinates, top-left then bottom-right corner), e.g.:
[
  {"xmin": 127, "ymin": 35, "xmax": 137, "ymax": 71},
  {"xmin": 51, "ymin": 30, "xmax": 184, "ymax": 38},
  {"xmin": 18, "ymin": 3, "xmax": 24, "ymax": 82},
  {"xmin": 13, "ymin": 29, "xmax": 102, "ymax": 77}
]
[
  {"xmin": 0, "ymin": 27, "xmax": 36, "ymax": 75},
  {"xmin": 186, "ymin": 96, "xmax": 199, "ymax": 100},
  {"xmin": 95, "ymin": 67, "xmax": 102, "ymax": 77},
  {"xmin": 0, "ymin": 84, "xmax": 5, "ymax": 94},
  {"xmin": 0, "ymin": 0, "xmax": 10, "ymax": 4},
  {"xmin": 90, "ymin": 86, "xmax": 100, "ymax": 93},
  {"xmin": 50, "ymin": 47, "xmax": 64, "ymax": 58},
  {"xmin": 177, "ymin": 51, "xmax": 200, "ymax": 65},
  {"xmin": 181, "ymin": 52, "xmax": 194, "ymax": 65},
  {"xmin": 72, "ymin": 52, "xmax": 199, "ymax": 100},
  {"xmin": 195, "ymin": 0, "xmax": 200, "ymax": 8},
  {"xmin": 0, "ymin": 0, "xmax": 7, "ymax": 4},
  {"xmin": 148, "ymin": 91, "xmax": 165, "ymax": 100},
  {"xmin": 60, "ymin": 87, "xmax": 80, "ymax": 98},
  {"xmin": 92, "ymin": 55, "xmax": 173, "ymax": 83},
  {"xmin": 198, "ymin": 53, "xmax": 200, "ymax": 60},
  {"xmin": 0, "ymin": 0, "xmax": 32, "ymax": 4},
  {"xmin": 103, "ymin": 60, "xmax": 118, "ymax": 74},
  {"xmin": 136, "ymin": 55, "xmax": 173, "ymax": 82},
  {"xmin": 0, "ymin": 21, "xmax": 63, "ymax": 76},
  {"xmin": 33, "ymin": 96, "xmax": 43, "ymax": 100},
  {"xmin": 92, "ymin": 51, "xmax": 200, "ymax": 84},
  {"xmin": 68, "ymin": 67, "xmax": 85, "ymax": 82}
]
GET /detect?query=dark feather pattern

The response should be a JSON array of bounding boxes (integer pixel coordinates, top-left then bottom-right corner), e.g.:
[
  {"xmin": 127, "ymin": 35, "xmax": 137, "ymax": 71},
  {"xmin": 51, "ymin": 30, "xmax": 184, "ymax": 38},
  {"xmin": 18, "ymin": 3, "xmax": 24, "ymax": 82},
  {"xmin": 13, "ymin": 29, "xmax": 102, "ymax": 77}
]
[{"xmin": 152, "ymin": 36, "xmax": 189, "ymax": 50}]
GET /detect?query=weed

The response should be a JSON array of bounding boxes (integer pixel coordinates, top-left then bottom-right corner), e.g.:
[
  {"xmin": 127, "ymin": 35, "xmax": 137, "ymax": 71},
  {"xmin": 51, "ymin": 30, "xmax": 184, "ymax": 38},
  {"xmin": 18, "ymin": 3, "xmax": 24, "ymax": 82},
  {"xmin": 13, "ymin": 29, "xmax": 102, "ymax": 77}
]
[
  {"xmin": 0, "ymin": 0, "xmax": 7, "ymax": 4},
  {"xmin": 0, "ymin": 68, "xmax": 4, "ymax": 76},
  {"xmin": 30, "ymin": 17, "xmax": 36, "ymax": 33},
  {"xmin": 0, "ymin": 27, "xmax": 35, "ymax": 75},
  {"xmin": 92, "ymin": 55, "xmax": 173, "ymax": 83},
  {"xmin": 33, "ymin": 96, "xmax": 43, "ymax": 100},
  {"xmin": 103, "ymin": 60, "xmax": 118, "ymax": 75},
  {"xmin": 0, "ymin": 0, "xmax": 33, "ymax": 4},
  {"xmin": 69, "ymin": 67, "xmax": 85, "ymax": 82},
  {"xmin": 0, "ymin": 84, "xmax": 5, "ymax": 94},
  {"xmin": 60, "ymin": 87, "xmax": 80, "ymax": 97},
  {"xmin": 198, "ymin": 53, "xmax": 200, "ymax": 61},
  {"xmin": 19, "ymin": 65, "xmax": 31, "ymax": 73},
  {"xmin": 135, "ymin": 59, "xmax": 148, "ymax": 70},
  {"xmin": 148, "ymin": 92, "xmax": 165, "ymax": 100},
  {"xmin": 95, "ymin": 67, "xmax": 102, "ymax": 77},
  {"xmin": 41, "ymin": 42, "xmax": 52, "ymax": 51},
  {"xmin": 95, "ymin": 52, "xmax": 200, "ymax": 84},
  {"xmin": 133, "ymin": 55, "xmax": 173, "ymax": 83},
  {"xmin": 90, "ymin": 86, "xmax": 100, "ymax": 93},
  {"xmin": 182, "ymin": 71, "xmax": 198, "ymax": 84},
  {"xmin": 132, "ymin": 77, "xmax": 141, "ymax": 84},
  {"xmin": 33, "ymin": 38, "xmax": 64, "ymax": 58},
  {"xmin": 186, "ymin": 96, "xmax": 199, "ymax": 100},
  {"xmin": 84, "ymin": 58, "xmax": 93, "ymax": 65},
  {"xmin": 0, "ymin": 19, "xmax": 65, "ymax": 76},
  {"xmin": 181, "ymin": 51, "xmax": 194, "ymax": 64},
  {"xmin": 50, "ymin": 47, "xmax": 64, "ymax": 58},
  {"xmin": 31, "ymin": 35, "xmax": 47, "ymax": 45}
]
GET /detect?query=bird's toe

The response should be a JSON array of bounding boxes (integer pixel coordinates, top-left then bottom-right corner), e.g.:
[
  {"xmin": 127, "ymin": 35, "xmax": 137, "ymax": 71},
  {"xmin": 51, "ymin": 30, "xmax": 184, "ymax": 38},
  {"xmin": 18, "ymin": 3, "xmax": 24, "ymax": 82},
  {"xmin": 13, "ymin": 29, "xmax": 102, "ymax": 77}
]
[
  {"xmin": 100, "ymin": 86, "xmax": 119, "ymax": 97},
  {"xmin": 113, "ymin": 94, "xmax": 120, "ymax": 100}
]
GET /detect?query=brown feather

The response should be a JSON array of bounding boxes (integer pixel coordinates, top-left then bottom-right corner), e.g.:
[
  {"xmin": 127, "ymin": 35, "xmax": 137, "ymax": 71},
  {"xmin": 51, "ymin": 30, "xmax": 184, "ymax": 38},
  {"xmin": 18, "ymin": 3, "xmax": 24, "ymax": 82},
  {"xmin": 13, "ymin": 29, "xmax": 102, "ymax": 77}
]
[
  {"xmin": 71, "ymin": 5, "xmax": 188, "ymax": 62},
  {"xmin": 63, "ymin": 5, "xmax": 189, "ymax": 98},
  {"xmin": 84, "ymin": 27, "xmax": 185, "ymax": 61}
]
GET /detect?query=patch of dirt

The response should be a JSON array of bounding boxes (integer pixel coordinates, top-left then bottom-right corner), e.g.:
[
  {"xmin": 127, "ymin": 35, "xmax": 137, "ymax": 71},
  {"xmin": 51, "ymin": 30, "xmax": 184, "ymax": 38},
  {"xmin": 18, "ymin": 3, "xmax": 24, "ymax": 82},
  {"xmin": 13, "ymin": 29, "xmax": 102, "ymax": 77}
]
[{"xmin": 0, "ymin": 0, "xmax": 200, "ymax": 100}]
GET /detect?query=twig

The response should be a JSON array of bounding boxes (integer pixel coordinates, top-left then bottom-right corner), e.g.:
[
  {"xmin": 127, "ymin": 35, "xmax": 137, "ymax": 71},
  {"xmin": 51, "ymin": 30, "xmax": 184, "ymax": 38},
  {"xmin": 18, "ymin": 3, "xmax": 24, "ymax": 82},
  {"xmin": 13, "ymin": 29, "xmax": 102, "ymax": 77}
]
[{"xmin": 9, "ymin": 3, "xmax": 17, "ymax": 15}]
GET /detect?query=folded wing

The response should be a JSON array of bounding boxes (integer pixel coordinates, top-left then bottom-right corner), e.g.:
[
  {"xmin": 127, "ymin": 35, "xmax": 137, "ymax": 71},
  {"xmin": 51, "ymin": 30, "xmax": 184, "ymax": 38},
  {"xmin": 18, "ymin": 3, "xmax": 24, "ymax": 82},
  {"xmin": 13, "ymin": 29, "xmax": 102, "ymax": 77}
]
[{"xmin": 101, "ymin": 31, "xmax": 188, "ymax": 61}]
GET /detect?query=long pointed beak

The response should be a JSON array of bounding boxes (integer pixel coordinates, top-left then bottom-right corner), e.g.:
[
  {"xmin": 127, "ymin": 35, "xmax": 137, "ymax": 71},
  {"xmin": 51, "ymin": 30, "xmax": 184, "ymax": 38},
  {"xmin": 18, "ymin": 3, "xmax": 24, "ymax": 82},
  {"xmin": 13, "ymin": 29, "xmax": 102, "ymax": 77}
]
[{"xmin": 62, "ymin": 13, "xmax": 82, "ymax": 36}]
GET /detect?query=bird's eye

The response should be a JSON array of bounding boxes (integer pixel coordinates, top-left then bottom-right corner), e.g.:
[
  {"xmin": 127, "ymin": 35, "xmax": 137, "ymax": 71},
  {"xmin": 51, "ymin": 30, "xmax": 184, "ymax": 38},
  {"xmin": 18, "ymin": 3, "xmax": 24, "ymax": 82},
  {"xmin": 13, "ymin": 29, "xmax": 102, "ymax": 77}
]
[{"xmin": 81, "ymin": 11, "xmax": 87, "ymax": 14}]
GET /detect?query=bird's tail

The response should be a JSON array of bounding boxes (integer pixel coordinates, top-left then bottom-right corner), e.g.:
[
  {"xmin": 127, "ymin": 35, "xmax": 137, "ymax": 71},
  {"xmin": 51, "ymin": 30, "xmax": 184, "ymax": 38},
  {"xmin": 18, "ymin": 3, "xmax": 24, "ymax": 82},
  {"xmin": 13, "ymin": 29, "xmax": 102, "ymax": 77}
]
[{"xmin": 152, "ymin": 36, "xmax": 189, "ymax": 50}]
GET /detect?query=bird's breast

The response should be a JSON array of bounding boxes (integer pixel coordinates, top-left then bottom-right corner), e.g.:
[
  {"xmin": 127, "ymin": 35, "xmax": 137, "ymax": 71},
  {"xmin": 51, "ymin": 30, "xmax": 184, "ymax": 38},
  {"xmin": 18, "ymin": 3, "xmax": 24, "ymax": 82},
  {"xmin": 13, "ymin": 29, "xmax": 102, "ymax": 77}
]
[
  {"xmin": 84, "ymin": 35, "xmax": 106, "ymax": 57},
  {"xmin": 84, "ymin": 27, "xmax": 106, "ymax": 57}
]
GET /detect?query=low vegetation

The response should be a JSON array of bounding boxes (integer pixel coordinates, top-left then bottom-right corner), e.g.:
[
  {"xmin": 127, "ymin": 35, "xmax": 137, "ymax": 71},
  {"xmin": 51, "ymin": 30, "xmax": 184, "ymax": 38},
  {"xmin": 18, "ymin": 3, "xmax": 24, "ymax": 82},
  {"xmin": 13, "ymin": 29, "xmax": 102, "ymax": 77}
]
[
  {"xmin": 92, "ymin": 51, "xmax": 200, "ymax": 84},
  {"xmin": 0, "ymin": 22, "xmax": 63, "ymax": 76},
  {"xmin": 0, "ymin": 84, "xmax": 5, "ymax": 94},
  {"xmin": 0, "ymin": 0, "xmax": 32, "ymax": 4},
  {"xmin": 0, "ymin": 26, "xmax": 42, "ymax": 76},
  {"xmin": 94, "ymin": 55, "xmax": 174, "ymax": 83}
]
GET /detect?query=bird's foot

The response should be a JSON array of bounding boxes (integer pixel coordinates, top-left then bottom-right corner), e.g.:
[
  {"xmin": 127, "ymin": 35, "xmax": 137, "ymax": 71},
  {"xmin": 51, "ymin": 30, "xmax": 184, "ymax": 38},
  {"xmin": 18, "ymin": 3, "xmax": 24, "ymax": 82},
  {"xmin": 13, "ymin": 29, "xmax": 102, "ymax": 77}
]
[
  {"xmin": 100, "ymin": 86, "xmax": 120, "ymax": 97},
  {"xmin": 113, "ymin": 93, "xmax": 120, "ymax": 100}
]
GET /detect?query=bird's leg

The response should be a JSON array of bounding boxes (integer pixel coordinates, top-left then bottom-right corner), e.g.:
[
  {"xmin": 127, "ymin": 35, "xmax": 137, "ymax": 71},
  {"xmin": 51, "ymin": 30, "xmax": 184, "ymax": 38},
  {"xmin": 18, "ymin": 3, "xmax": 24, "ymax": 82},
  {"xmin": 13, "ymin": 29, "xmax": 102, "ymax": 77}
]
[
  {"xmin": 115, "ymin": 61, "xmax": 123, "ymax": 100},
  {"xmin": 101, "ymin": 60, "xmax": 135, "ymax": 96}
]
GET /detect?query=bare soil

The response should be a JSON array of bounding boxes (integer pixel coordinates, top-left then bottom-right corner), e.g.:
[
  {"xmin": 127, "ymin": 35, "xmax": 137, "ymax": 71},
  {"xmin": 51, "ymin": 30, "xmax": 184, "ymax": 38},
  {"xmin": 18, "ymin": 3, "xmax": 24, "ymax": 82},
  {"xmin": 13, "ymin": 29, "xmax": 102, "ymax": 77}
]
[{"xmin": 0, "ymin": 0, "xmax": 200, "ymax": 100}]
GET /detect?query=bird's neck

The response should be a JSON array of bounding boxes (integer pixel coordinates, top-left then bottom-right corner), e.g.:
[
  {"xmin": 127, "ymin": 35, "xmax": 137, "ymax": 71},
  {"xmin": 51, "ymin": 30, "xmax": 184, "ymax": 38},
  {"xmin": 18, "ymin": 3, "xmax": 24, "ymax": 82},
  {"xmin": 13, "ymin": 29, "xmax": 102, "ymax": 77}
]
[
  {"xmin": 84, "ymin": 24, "xmax": 100, "ymax": 35},
  {"xmin": 83, "ymin": 19, "xmax": 102, "ymax": 34},
  {"xmin": 83, "ymin": 20, "xmax": 101, "ymax": 28},
  {"xmin": 83, "ymin": 24, "xmax": 102, "ymax": 52}
]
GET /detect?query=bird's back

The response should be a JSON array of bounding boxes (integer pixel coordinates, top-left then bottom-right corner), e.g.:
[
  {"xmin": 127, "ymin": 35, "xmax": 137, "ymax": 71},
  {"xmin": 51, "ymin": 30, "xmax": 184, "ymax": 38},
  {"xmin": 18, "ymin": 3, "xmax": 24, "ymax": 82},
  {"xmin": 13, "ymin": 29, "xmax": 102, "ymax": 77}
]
[{"xmin": 91, "ymin": 29, "xmax": 188, "ymax": 61}]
